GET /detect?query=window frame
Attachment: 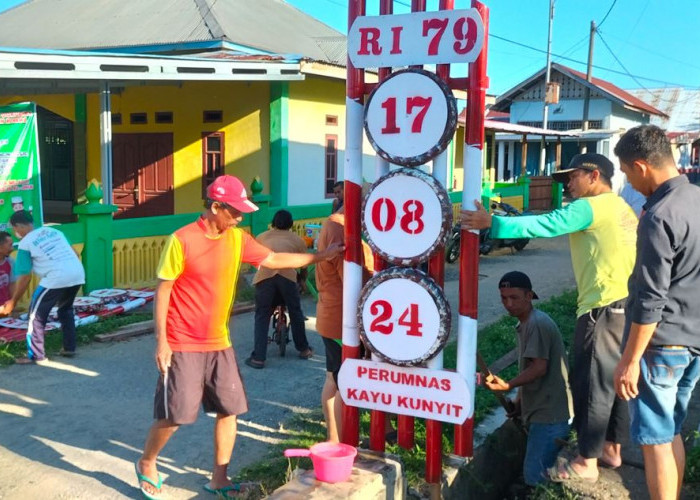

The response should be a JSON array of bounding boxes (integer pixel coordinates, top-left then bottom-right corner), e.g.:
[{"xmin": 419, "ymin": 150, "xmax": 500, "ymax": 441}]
[
  {"xmin": 324, "ymin": 134, "xmax": 338, "ymax": 198},
  {"xmin": 202, "ymin": 131, "xmax": 225, "ymax": 198}
]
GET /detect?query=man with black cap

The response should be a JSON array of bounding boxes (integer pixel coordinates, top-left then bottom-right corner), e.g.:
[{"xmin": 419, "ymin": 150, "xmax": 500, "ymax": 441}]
[
  {"xmin": 485, "ymin": 271, "xmax": 572, "ymax": 486},
  {"xmin": 463, "ymin": 153, "xmax": 638, "ymax": 482},
  {"xmin": 135, "ymin": 175, "xmax": 344, "ymax": 500}
]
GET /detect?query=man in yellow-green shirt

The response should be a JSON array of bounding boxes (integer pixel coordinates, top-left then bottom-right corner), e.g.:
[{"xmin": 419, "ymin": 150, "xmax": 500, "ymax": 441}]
[{"xmin": 463, "ymin": 153, "xmax": 637, "ymax": 482}]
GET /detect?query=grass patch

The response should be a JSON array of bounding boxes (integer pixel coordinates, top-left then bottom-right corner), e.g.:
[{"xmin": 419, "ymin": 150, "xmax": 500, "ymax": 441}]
[
  {"xmin": 0, "ymin": 311, "xmax": 152, "ymax": 366},
  {"xmin": 236, "ymin": 289, "xmax": 579, "ymax": 492}
]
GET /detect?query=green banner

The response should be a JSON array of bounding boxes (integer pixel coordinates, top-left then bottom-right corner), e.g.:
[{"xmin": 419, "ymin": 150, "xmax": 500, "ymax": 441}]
[{"xmin": 0, "ymin": 102, "xmax": 43, "ymax": 233}]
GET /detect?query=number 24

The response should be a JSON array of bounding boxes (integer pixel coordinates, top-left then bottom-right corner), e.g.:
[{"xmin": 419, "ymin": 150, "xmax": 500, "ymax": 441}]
[{"xmin": 369, "ymin": 300, "xmax": 423, "ymax": 337}]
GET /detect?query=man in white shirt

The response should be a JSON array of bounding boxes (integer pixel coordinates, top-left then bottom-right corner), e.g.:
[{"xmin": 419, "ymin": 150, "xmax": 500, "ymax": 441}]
[{"xmin": 1, "ymin": 210, "xmax": 85, "ymax": 364}]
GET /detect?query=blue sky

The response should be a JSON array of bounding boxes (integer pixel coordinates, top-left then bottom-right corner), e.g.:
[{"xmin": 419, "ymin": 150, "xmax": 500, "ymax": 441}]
[{"xmin": 1, "ymin": 0, "xmax": 698, "ymax": 96}]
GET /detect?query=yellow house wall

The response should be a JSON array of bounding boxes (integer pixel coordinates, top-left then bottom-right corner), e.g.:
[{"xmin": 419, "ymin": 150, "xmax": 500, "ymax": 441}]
[
  {"xmin": 0, "ymin": 94, "xmax": 76, "ymax": 121},
  {"xmin": 287, "ymin": 75, "xmax": 376, "ymax": 205},
  {"xmin": 86, "ymin": 81, "xmax": 271, "ymax": 213}
]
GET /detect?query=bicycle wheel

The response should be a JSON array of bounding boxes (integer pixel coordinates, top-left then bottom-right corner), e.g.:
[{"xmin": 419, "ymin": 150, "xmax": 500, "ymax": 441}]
[{"xmin": 278, "ymin": 313, "xmax": 289, "ymax": 357}]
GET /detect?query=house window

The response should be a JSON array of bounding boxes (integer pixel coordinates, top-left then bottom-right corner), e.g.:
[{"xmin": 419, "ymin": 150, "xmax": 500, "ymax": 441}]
[
  {"xmin": 155, "ymin": 111, "xmax": 173, "ymax": 124},
  {"xmin": 325, "ymin": 134, "xmax": 338, "ymax": 196},
  {"xmin": 111, "ymin": 113, "xmax": 122, "ymax": 125},
  {"xmin": 203, "ymin": 110, "xmax": 223, "ymax": 123},
  {"xmin": 202, "ymin": 132, "xmax": 225, "ymax": 197},
  {"xmin": 130, "ymin": 112, "xmax": 147, "ymax": 125},
  {"xmin": 326, "ymin": 114, "xmax": 338, "ymax": 126}
]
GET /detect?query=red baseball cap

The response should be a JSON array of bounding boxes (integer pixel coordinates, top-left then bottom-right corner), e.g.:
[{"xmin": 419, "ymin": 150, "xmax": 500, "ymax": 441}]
[{"xmin": 206, "ymin": 175, "xmax": 259, "ymax": 213}]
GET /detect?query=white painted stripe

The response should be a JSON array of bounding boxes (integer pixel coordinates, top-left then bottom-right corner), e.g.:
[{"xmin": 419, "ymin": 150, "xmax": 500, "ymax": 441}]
[
  {"xmin": 462, "ymin": 145, "xmax": 484, "ymax": 210},
  {"xmin": 433, "ymin": 150, "xmax": 448, "ymax": 188},
  {"xmin": 375, "ymin": 155, "xmax": 390, "ymax": 180},
  {"xmin": 342, "ymin": 260, "xmax": 363, "ymax": 348},
  {"xmin": 457, "ymin": 315, "xmax": 478, "ymax": 417},
  {"xmin": 163, "ymin": 372, "xmax": 169, "ymax": 421},
  {"xmin": 344, "ymin": 97, "xmax": 364, "ymax": 186},
  {"xmin": 426, "ymin": 350, "xmax": 443, "ymax": 370}
]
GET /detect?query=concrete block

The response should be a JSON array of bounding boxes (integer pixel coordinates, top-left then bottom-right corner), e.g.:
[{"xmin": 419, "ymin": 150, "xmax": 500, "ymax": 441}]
[{"xmin": 269, "ymin": 449, "xmax": 406, "ymax": 499}]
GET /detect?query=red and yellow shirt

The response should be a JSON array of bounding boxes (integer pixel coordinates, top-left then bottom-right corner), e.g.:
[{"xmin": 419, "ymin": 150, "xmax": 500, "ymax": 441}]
[{"xmin": 157, "ymin": 217, "xmax": 271, "ymax": 352}]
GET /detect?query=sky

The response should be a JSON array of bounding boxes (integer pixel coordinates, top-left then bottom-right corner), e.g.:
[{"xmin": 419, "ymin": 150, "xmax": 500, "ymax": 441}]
[{"xmin": 0, "ymin": 0, "xmax": 698, "ymax": 97}]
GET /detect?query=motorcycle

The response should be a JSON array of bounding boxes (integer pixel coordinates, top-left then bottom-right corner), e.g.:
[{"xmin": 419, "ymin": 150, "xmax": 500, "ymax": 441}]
[{"xmin": 445, "ymin": 201, "xmax": 530, "ymax": 263}]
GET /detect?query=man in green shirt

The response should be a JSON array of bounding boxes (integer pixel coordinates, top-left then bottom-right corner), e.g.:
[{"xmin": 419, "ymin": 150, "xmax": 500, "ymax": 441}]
[
  {"xmin": 464, "ymin": 153, "xmax": 638, "ymax": 482},
  {"xmin": 485, "ymin": 271, "xmax": 573, "ymax": 486}
]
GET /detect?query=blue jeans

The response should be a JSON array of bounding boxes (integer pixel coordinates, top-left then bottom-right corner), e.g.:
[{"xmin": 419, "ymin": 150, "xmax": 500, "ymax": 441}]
[
  {"xmin": 524, "ymin": 420, "xmax": 570, "ymax": 486},
  {"xmin": 630, "ymin": 346, "xmax": 700, "ymax": 445}
]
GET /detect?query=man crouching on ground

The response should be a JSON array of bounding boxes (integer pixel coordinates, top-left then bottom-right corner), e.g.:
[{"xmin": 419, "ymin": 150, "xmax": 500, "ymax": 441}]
[
  {"xmin": 484, "ymin": 271, "xmax": 573, "ymax": 487},
  {"xmin": 135, "ymin": 175, "xmax": 343, "ymax": 500}
]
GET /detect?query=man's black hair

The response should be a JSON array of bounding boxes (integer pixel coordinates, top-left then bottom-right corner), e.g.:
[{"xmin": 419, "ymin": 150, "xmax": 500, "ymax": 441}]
[
  {"xmin": 9, "ymin": 210, "xmax": 33, "ymax": 226},
  {"xmin": 0, "ymin": 231, "xmax": 12, "ymax": 243},
  {"xmin": 271, "ymin": 209, "xmax": 293, "ymax": 230},
  {"xmin": 614, "ymin": 125, "xmax": 674, "ymax": 169},
  {"xmin": 333, "ymin": 180, "xmax": 344, "ymax": 189}
]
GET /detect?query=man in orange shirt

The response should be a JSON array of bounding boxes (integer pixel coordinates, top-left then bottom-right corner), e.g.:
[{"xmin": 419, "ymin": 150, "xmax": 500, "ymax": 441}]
[
  {"xmin": 135, "ymin": 175, "xmax": 343, "ymax": 500},
  {"xmin": 316, "ymin": 206, "xmax": 373, "ymax": 442}
]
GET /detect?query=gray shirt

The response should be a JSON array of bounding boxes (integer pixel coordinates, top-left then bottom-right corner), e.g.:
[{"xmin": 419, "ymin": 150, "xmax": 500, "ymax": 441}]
[
  {"xmin": 625, "ymin": 175, "xmax": 700, "ymax": 349},
  {"xmin": 517, "ymin": 309, "xmax": 573, "ymax": 425}
]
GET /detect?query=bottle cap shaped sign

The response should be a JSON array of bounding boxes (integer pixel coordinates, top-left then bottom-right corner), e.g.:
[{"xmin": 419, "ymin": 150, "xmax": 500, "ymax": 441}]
[
  {"xmin": 364, "ymin": 69, "xmax": 457, "ymax": 167},
  {"xmin": 362, "ymin": 168, "xmax": 452, "ymax": 266},
  {"xmin": 358, "ymin": 267, "xmax": 451, "ymax": 366}
]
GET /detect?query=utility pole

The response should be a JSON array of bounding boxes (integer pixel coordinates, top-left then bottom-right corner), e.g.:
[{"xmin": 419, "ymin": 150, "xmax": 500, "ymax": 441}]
[
  {"xmin": 539, "ymin": 0, "xmax": 555, "ymax": 175},
  {"xmin": 580, "ymin": 20, "xmax": 596, "ymax": 153}
]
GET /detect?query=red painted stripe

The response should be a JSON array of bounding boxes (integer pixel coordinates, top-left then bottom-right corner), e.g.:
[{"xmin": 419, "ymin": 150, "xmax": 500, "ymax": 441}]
[
  {"xmin": 458, "ymin": 231, "xmax": 480, "ymax": 318},
  {"xmin": 397, "ymin": 415, "xmax": 415, "ymax": 449}
]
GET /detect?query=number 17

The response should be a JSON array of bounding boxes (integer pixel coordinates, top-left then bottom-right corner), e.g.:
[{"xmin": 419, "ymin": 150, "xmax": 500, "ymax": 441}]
[{"xmin": 381, "ymin": 96, "xmax": 433, "ymax": 134}]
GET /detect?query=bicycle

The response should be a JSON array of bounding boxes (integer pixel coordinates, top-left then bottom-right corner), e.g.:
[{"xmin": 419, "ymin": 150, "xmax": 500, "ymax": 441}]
[{"xmin": 269, "ymin": 292, "xmax": 290, "ymax": 357}]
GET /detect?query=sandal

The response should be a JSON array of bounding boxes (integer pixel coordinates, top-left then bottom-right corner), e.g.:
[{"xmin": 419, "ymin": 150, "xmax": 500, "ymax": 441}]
[
  {"xmin": 203, "ymin": 481, "xmax": 260, "ymax": 498},
  {"xmin": 298, "ymin": 348, "xmax": 313, "ymax": 359},
  {"xmin": 135, "ymin": 462, "xmax": 163, "ymax": 500},
  {"xmin": 244, "ymin": 357, "xmax": 264, "ymax": 369},
  {"xmin": 548, "ymin": 457, "xmax": 598, "ymax": 483}
]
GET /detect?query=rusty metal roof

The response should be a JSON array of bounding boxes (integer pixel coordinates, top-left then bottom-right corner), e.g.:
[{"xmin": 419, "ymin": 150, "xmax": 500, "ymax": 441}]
[
  {"xmin": 626, "ymin": 87, "xmax": 700, "ymax": 133},
  {"xmin": 458, "ymin": 108, "xmax": 578, "ymax": 137},
  {"xmin": 0, "ymin": 0, "xmax": 346, "ymax": 64}
]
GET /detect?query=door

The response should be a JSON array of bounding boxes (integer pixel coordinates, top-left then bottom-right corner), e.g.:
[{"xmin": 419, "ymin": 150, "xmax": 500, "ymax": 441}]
[{"xmin": 112, "ymin": 133, "xmax": 173, "ymax": 218}]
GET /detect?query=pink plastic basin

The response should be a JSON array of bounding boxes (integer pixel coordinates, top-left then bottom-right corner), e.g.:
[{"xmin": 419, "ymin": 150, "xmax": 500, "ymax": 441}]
[{"xmin": 284, "ymin": 441, "xmax": 358, "ymax": 483}]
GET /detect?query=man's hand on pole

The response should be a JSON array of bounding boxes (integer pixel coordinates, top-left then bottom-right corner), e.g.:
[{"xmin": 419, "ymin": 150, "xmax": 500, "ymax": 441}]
[{"xmin": 461, "ymin": 200, "xmax": 493, "ymax": 231}]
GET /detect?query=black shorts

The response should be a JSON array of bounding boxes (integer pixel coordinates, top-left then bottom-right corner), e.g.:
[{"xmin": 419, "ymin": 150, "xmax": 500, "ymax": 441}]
[
  {"xmin": 153, "ymin": 349, "xmax": 248, "ymax": 425},
  {"xmin": 322, "ymin": 337, "xmax": 342, "ymax": 384}
]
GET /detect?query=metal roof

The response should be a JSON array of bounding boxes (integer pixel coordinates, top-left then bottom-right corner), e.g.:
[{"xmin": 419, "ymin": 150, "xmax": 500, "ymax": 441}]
[
  {"xmin": 0, "ymin": 0, "xmax": 346, "ymax": 64},
  {"xmin": 458, "ymin": 109, "xmax": 578, "ymax": 137},
  {"xmin": 0, "ymin": 46, "xmax": 303, "ymax": 95},
  {"xmin": 626, "ymin": 87, "xmax": 700, "ymax": 133},
  {"xmin": 493, "ymin": 63, "xmax": 667, "ymax": 118}
]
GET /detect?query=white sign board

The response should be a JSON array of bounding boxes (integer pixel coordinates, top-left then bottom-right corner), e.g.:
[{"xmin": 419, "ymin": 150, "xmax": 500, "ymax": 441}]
[
  {"xmin": 364, "ymin": 69, "xmax": 457, "ymax": 167},
  {"xmin": 363, "ymin": 168, "xmax": 452, "ymax": 265},
  {"xmin": 348, "ymin": 9, "xmax": 485, "ymax": 68},
  {"xmin": 339, "ymin": 358, "xmax": 471, "ymax": 424},
  {"xmin": 359, "ymin": 268, "xmax": 450, "ymax": 365}
]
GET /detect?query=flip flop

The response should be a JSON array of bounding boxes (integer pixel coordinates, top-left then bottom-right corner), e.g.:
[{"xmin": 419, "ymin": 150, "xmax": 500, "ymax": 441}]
[
  {"xmin": 548, "ymin": 457, "xmax": 598, "ymax": 483},
  {"xmin": 135, "ymin": 462, "xmax": 163, "ymax": 500},
  {"xmin": 203, "ymin": 482, "xmax": 260, "ymax": 498}
]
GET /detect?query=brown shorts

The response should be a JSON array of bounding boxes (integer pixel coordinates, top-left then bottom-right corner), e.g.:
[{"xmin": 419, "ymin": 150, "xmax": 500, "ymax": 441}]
[{"xmin": 153, "ymin": 349, "xmax": 248, "ymax": 424}]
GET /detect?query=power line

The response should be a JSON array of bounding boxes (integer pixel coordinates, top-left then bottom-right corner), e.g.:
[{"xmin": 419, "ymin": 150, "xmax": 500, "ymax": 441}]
[
  {"xmin": 597, "ymin": 0, "xmax": 618, "ymax": 28},
  {"xmin": 596, "ymin": 31, "xmax": 700, "ymax": 104},
  {"xmin": 489, "ymin": 32, "xmax": 700, "ymax": 89}
]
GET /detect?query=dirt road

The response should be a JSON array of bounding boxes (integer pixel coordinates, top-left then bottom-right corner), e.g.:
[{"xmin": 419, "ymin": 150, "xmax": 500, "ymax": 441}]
[{"xmin": 0, "ymin": 236, "xmax": 575, "ymax": 499}]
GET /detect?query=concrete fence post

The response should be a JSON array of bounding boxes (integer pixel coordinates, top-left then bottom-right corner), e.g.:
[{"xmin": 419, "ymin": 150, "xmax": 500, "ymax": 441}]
[{"xmin": 73, "ymin": 180, "xmax": 118, "ymax": 292}]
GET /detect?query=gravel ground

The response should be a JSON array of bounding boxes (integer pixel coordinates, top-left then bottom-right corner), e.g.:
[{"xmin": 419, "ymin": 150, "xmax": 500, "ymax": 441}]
[{"xmin": 0, "ymin": 236, "xmax": 575, "ymax": 499}]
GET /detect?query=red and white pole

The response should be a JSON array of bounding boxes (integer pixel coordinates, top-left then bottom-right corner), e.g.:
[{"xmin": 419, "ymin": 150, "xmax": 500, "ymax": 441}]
[
  {"xmin": 342, "ymin": 0, "xmax": 366, "ymax": 448},
  {"xmin": 454, "ymin": 0, "xmax": 489, "ymax": 458},
  {"xmin": 368, "ymin": 0, "xmax": 394, "ymax": 455}
]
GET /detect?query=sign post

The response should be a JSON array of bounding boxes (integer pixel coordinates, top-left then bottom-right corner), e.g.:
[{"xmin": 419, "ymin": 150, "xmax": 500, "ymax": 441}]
[{"xmin": 344, "ymin": 0, "xmax": 489, "ymax": 484}]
